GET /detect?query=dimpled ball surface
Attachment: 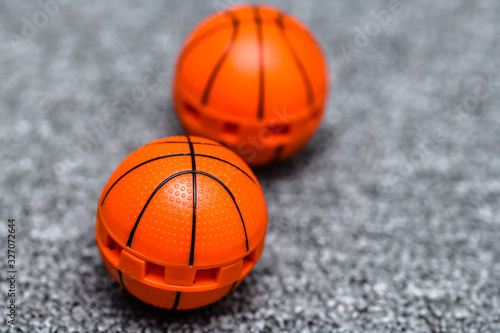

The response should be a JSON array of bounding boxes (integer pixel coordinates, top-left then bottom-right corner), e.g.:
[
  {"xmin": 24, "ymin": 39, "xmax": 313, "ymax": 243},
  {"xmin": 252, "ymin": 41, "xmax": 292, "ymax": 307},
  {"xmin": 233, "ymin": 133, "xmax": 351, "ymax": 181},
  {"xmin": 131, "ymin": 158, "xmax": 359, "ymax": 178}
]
[
  {"xmin": 95, "ymin": 136, "xmax": 268, "ymax": 310},
  {"xmin": 173, "ymin": 4, "xmax": 328, "ymax": 166}
]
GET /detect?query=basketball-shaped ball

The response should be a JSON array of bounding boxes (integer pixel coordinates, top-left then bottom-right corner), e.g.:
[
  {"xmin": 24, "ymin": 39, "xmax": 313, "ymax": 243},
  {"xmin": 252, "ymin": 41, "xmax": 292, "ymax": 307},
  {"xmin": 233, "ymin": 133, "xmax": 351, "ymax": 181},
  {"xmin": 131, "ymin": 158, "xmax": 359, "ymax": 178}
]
[
  {"xmin": 95, "ymin": 136, "xmax": 268, "ymax": 310},
  {"xmin": 173, "ymin": 5, "xmax": 328, "ymax": 166}
]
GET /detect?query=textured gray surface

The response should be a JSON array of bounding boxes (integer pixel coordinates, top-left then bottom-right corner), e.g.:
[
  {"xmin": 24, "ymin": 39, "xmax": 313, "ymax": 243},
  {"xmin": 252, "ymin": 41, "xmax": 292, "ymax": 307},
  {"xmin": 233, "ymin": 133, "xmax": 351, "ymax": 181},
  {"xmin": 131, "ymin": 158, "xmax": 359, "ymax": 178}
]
[{"xmin": 1, "ymin": 0, "xmax": 500, "ymax": 332}]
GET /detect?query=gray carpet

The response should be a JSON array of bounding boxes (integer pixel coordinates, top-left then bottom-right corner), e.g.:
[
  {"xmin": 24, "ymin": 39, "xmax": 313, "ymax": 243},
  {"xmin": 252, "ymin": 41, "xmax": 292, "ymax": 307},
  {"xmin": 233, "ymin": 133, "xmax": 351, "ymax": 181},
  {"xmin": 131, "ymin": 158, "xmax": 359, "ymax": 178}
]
[{"xmin": 1, "ymin": 0, "xmax": 500, "ymax": 332}]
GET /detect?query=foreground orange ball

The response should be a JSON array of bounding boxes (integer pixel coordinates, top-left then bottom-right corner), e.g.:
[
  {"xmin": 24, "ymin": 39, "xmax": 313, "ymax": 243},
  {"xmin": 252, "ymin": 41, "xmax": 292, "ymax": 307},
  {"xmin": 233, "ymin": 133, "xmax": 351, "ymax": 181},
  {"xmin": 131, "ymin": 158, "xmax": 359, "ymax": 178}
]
[
  {"xmin": 96, "ymin": 136, "xmax": 268, "ymax": 310},
  {"xmin": 173, "ymin": 5, "xmax": 328, "ymax": 166}
]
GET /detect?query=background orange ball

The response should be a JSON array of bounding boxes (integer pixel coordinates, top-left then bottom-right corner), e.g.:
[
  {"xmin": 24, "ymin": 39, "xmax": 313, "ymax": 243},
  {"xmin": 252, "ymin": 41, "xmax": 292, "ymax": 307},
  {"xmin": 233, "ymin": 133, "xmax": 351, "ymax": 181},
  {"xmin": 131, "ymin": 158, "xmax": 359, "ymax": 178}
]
[
  {"xmin": 173, "ymin": 4, "xmax": 328, "ymax": 167},
  {"xmin": 96, "ymin": 136, "xmax": 268, "ymax": 310}
]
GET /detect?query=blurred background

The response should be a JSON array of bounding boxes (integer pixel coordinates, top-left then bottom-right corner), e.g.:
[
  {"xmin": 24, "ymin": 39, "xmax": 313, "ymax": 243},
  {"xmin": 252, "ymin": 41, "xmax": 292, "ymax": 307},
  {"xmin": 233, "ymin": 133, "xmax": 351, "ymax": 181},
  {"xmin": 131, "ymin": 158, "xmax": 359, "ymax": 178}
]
[{"xmin": 1, "ymin": 0, "xmax": 500, "ymax": 332}]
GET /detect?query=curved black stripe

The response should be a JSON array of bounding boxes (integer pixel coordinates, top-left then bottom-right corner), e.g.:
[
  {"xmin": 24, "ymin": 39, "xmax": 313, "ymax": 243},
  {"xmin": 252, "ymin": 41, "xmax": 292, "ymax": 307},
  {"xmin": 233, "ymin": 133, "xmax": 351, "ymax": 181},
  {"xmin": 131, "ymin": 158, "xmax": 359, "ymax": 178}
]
[
  {"xmin": 126, "ymin": 170, "xmax": 193, "ymax": 247},
  {"xmin": 101, "ymin": 152, "xmax": 256, "ymax": 207},
  {"xmin": 118, "ymin": 270, "xmax": 127, "ymax": 292},
  {"xmin": 196, "ymin": 154, "xmax": 256, "ymax": 184},
  {"xmin": 178, "ymin": 13, "xmax": 233, "ymax": 67},
  {"xmin": 101, "ymin": 153, "xmax": 190, "ymax": 206},
  {"xmin": 254, "ymin": 6, "xmax": 265, "ymax": 119},
  {"xmin": 201, "ymin": 11, "xmax": 240, "ymax": 105},
  {"xmin": 196, "ymin": 171, "xmax": 249, "ymax": 251},
  {"xmin": 172, "ymin": 291, "xmax": 181, "ymax": 310},
  {"xmin": 275, "ymin": 13, "xmax": 314, "ymax": 107},
  {"xmin": 148, "ymin": 141, "xmax": 222, "ymax": 147},
  {"xmin": 180, "ymin": 6, "xmax": 293, "ymax": 71},
  {"xmin": 124, "ymin": 167, "xmax": 249, "ymax": 251},
  {"xmin": 187, "ymin": 136, "xmax": 197, "ymax": 266}
]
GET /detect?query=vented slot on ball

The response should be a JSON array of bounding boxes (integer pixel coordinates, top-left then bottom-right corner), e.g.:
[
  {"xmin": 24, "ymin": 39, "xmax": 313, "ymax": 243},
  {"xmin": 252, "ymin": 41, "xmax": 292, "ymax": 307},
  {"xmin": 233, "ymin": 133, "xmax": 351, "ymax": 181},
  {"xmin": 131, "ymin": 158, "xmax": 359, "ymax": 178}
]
[
  {"xmin": 106, "ymin": 237, "xmax": 123, "ymax": 266},
  {"xmin": 145, "ymin": 262, "xmax": 165, "ymax": 283},
  {"xmin": 223, "ymin": 122, "xmax": 239, "ymax": 134},
  {"xmin": 184, "ymin": 102, "xmax": 200, "ymax": 118},
  {"xmin": 242, "ymin": 247, "xmax": 259, "ymax": 275},
  {"xmin": 194, "ymin": 268, "xmax": 218, "ymax": 286},
  {"xmin": 267, "ymin": 124, "xmax": 290, "ymax": 135},
  {"xmin": 310, "ymin": 109, "xmax": 322, "ymax": 120}
]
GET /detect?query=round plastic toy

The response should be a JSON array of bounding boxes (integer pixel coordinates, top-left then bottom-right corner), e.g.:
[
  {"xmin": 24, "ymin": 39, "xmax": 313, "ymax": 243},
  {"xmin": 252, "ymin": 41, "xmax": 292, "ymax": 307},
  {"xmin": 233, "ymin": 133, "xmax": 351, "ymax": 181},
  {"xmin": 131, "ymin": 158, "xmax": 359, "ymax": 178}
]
[
  {"xmin": 173, "ymin": 4, "xmax": 328, "ymax": 167},
  {"xmin": 95, "ymin": 136, "xmax": 268, "ymax": 310}
]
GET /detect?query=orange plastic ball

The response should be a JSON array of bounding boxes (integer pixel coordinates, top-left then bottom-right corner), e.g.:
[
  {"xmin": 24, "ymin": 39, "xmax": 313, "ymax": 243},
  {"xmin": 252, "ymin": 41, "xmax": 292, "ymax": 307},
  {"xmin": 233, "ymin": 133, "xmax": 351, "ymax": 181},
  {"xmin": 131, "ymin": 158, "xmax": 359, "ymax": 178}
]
[
  {"xmin": 95, "ymin": 136, "xmax": 268, "ymax": 310},
  {"xmin": 173, "ymin": 4, "xmax": 328, "ymax": 167}
]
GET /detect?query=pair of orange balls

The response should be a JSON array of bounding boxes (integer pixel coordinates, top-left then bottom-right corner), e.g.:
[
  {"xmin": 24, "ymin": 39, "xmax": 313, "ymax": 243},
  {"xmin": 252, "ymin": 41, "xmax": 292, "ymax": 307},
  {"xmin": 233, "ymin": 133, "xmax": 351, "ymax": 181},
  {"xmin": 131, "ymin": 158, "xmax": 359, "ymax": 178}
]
[{"xmin": 96, "ymin": 5, "xmax": 328, "ymax": 310}]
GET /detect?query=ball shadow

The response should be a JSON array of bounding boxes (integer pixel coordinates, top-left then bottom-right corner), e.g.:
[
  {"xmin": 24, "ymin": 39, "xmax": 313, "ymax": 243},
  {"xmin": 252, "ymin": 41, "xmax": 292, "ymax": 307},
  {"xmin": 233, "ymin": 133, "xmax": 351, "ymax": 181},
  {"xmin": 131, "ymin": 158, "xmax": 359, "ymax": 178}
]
[
  {"xmin": 253, "ymin": 125, "xmax": 336, "ymax": 182},
  {"xmin": 90, "ymin": 259, "xmax": 256, "ymax": 325}
]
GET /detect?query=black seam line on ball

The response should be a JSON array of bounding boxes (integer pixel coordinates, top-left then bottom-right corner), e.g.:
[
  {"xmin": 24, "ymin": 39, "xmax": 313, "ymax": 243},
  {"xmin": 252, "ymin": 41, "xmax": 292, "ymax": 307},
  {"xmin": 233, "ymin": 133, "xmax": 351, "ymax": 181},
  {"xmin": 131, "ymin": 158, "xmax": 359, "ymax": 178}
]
[
  {"xmin": 100, "ymin": 152, "xmax": 256, "ymax": 207},
  {"xmin": 187, "ymin": 136, "xmax": 197, "ymax": 266},
  {"xmin": 195, "ymin": 154, "xmax": 256, "ymax": 184},
  {"xmin": 100, "ymin": 153, "xmax": 191, "ymax": 206},
  {"xmin": 254, "ymin": 5, "xmax": 265, "ymax": 119},
  {"xmin": 178, "ymin": 11, "xmax": 234, "ymax": 67},
  {"xmin": 126, "ymin": 170, "xmax": 193, "ymax": 247},
  {"xmin": 118, "ymin": 270, "xmax": 127, "ymax": 292},
  {"xmin": 126, "ymin": 170, "xmax": 248, "ymax": 251},
  {"xmin": 179, "ymin": 8, "xmax": 295, "ymax": 70},
  {"xmin": 149, "ymin": 141, "xmax": 222, "ymax": 147},
  {"xmin": 271, "ymin": 145, "xmax": 285, "ymax": 163},
  {"xmin": 172, "ymin": 291, "xmax": 181, "ymax": 310},
  {"xmin": 275, "ymin": 13, "xmax": 315, "ymax": 108},
  {"xmin": 229, "ymin": 281, "xmax": 237, "ymax": 293},
  {"xmin": 201, "ymin": 11, "xmax": 240, "ymax": 105},
  {"xmin": 196, "ymin": 171, "xmax": 249, "ymax": 251}
]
